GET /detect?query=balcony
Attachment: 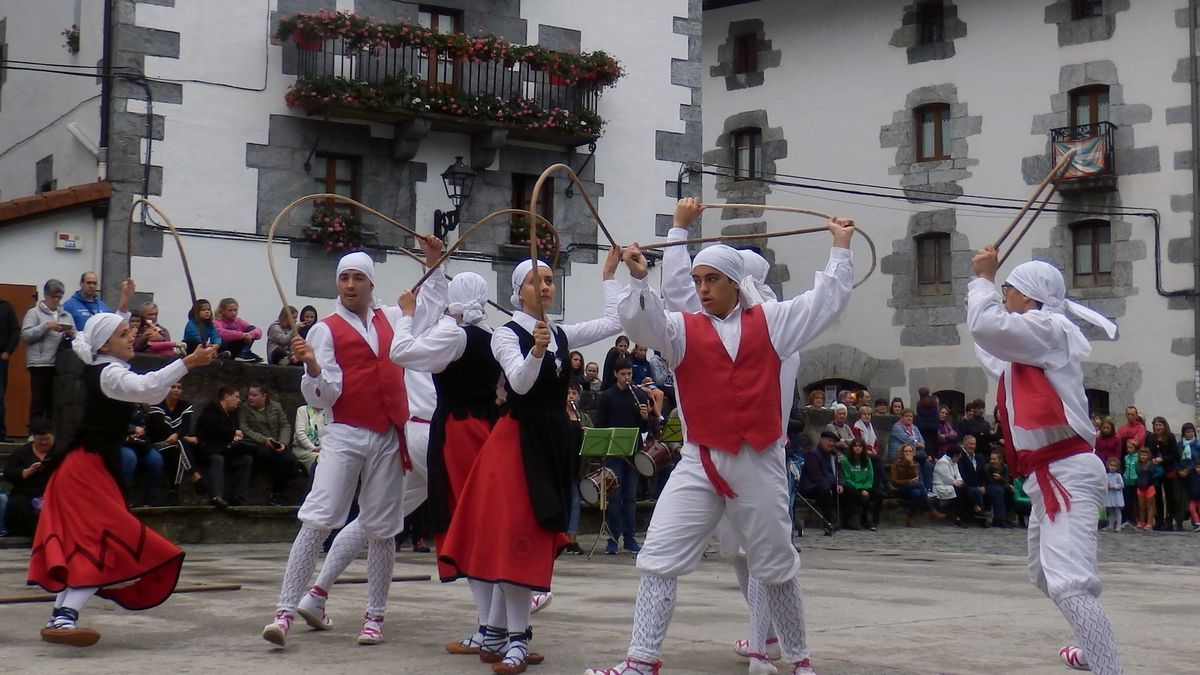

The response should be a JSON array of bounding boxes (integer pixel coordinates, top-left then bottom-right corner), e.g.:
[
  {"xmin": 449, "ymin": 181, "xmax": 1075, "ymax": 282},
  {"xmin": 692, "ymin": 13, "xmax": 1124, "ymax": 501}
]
[
  {"xmin": 1050, "ymin": 121, "xmax": 1117, "ymax": 192},
  {"xmin": 277, "ymin": 12, "xmax": 621, "ymax": 152}
]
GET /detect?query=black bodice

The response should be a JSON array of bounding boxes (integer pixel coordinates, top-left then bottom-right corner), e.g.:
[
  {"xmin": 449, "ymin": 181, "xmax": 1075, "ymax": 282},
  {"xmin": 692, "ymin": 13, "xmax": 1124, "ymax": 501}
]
[{"xmin": 433, "ymin": 324, "xmax": 502, "ymax": 419}]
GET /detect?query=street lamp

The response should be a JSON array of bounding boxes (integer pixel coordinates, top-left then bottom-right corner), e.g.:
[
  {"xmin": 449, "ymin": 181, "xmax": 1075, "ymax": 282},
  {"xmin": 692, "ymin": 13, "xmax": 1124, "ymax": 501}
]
[{"xmin": 433, "ymin": 156, "xmax": 476, "ymax": 240}]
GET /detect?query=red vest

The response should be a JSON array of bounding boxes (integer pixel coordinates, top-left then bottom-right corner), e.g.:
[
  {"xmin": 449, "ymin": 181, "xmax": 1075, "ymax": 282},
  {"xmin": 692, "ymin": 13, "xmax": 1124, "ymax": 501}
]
[
  {"xmin": 674, "ymin": 306, "xmax": 782, "ymax": 455},
  {"xmin": 325, "ymin": 310, "xmax": 409, "ymax": 433}
]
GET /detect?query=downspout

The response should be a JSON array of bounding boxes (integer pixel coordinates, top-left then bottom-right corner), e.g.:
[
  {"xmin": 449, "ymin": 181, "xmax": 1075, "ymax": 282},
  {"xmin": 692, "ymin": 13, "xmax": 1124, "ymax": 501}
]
[
  {"xmin": 98, "ymin": 0, "xmax": 115, "ymax": 276},
  {"xmin": 1190, "ymin": 0, "xmax": 1200, "ymax": 421}
]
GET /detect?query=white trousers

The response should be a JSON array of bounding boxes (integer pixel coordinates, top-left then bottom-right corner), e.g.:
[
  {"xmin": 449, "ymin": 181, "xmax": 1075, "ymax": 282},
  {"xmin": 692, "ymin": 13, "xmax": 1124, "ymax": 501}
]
[
  {"xmin": 296, "ymin": 423, "xmax": 405, "ymax": 539},
  {"xmin": 637, "ymin": 443, "xmax": 800, "ymax": 583},
  {"xmin": 401, "ymin": 419, "xmax": 431, "ymax": 518},
  {"xmin": 1024, "ymin": 452, "xmax": 1106, "ymax": 601}
]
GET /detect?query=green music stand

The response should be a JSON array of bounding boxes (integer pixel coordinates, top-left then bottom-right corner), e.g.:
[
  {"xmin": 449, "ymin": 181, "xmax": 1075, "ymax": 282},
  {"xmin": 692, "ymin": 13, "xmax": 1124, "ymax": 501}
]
[
  {"xmin": 659, "ymin": 417, "xmax": 683, "ymax": 444},
  {"xmin": 579, "ymin": 427, "xmax": 640, "ymax": 558}
]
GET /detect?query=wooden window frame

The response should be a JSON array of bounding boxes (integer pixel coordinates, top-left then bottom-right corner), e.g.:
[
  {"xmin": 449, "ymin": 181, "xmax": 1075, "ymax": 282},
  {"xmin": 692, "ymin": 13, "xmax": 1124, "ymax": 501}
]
[
  {"xmin": 314, "ymin": 152, "xmax": 361, "ymax": 216},
  {"xmin": 510, "ymin": 173, "xmax": 554, "ymax": 244},
  {"xmin": 1069, "ymin": 85, "xmax": 1109, "ymax": 128},
  {"xmin": 732, "ymin": 128, "xmax": 763, "ymax": 180},
  {"xmin": 914, "ymin": 102, "xmax": 951, "ymax": 162},
  {"xmin": 915, "ymin": 232, "xmax": 952, "ymax": 296},
  {"xmin": 417, "ymin": 6, "xmax": 463, "ymax": 91},
  {"xmin": 933, "ymin": 389, "xmax": 966, "ymax": 424},
  {"xmin": 1072, "ymin": 0, "xmax": 1105, "ymax": 21},
  {"xmin": 732, "ymin": 32, "xmax": 758, "ymax": 75},
  {"xmin": 916, "ymin": 1, "xmax": 946, "ymax": 45},
  {"xmin": 1071, "ymin": 220, "xmax": 1113, "ymax": 288}
]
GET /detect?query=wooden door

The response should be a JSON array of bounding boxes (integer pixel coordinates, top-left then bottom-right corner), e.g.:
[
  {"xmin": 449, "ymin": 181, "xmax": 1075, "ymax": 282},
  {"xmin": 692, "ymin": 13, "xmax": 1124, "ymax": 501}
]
[{"xmin": 1, "ymin": 283, "xmax": 37, "ymax": 438}]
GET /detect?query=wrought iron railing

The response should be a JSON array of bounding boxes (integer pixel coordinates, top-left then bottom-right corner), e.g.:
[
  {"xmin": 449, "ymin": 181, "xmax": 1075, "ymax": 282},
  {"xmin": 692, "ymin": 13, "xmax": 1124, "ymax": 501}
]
[{"xmin": 1050, "ymin": 121, "xmax": 1116, "ymax": 179}]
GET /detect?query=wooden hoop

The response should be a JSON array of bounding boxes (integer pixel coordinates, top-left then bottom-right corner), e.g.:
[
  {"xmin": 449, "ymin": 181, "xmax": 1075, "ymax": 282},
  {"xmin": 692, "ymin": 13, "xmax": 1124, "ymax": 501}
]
[
  {"xmin": 412, "ymin": 209, "xmax": 561, "ymax": 292},
  {"xmin": 127, "ymin": 198, "xmax": 200, "ymax": 307},
  {"xmin": 994, "ymin": 148, "xmax": 1076, "ymax": 266},
  {"xmin": 530, "ymin": 162, "xmax": 617, "ymax": 248}
]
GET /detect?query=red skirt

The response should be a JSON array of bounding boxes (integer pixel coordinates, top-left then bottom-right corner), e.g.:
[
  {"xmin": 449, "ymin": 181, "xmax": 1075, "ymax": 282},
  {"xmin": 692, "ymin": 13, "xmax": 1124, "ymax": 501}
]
[
  {"xmin": 27, "ymin": 449, "xmax": 184, "ymax": 610},
  {"xmin": 434, "ymin": 415, "xmax": 494, "ymax": 581},
  {"xmin": 437, "ymin": 416, "xmax": 568, "ymax": 591}
]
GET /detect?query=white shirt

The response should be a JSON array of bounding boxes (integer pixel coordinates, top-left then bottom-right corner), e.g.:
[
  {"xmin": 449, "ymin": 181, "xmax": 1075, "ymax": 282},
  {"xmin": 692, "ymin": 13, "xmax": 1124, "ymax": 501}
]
[
  {"xmin": 493, "ymin": 280, "xmax": 622, "ymax": 395},
  {"xmin": 932, "ymin": 454, "xmax": 963, "ymax": 500},
  {"xmin": 94, "ymin": 354, "xmax": 187, "ymax": 404}
]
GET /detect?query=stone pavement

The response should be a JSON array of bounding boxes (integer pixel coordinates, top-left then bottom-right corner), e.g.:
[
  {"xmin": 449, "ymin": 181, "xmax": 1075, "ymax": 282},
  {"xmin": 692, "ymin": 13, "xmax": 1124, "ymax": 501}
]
[{"xmin": 1, "ymin": 527, "xmax": 1197, "ymax": 674}]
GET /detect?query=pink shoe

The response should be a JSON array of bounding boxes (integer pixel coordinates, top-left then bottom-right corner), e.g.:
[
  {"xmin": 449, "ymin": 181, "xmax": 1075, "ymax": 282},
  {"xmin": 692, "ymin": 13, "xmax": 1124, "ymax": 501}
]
[
  {"xmin": 261, "ymin": 610, "xmax": 293, "ymax": 646},
  {"xmin": 734, "ymin": 636, "xmax": 782, "ymax": 660},
  {"xmin": 790, "ymin": 658, "xmax": 818, "ymax": 675},
  {"xmin": 357, "ymin": 613, "xmax": 384, "ymax": 645},
  {"xmin": 296, "ymin": 587, "xmax": 332, "ymax": 630},
  {"xmin": 583, "ymin": 657, "xmax": 663, "ymax": 675},
  {"xmin": 530, "ymin": 591, "xmax": 553, "ymax": 614},
  {"xmin": 1060, "ymin": 645, "xmax": 1090, "ymax": 671}
]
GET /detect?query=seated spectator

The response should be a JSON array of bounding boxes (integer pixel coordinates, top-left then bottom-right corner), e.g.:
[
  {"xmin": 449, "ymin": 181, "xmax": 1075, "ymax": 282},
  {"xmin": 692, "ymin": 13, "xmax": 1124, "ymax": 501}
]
[
  {"xmin": 854, "ymin": 406, "xmax": 886, "ymax": 525},
  {"xmin": 888, "ymin": 397, "xmax": 904, "ymax": 416},
  {"xmin": 838, "ymin": 438, "xmax": 876, "ymax": 531},
  {"xmin": 647, "ymin": 347, "xmax": 676, "ymax": 413},
  {"xmin": 240, "ymin": 382, "xmax": 299, "ymax": 505},
  {"xmin": 631, "ymin": 344, "xmax": 666, "ymax": 418},
  {"xmin": 933, "ymin": 445, "xmax": 975, "ymax": 526},
  {"xmin": 134, "ymin": 302, "xmax": 180, "ymax": 355},
  {"xmin": 146, "ymin": 381, "xmax": 202, "ymax": 501},
  {"xmin": 1012, "ymin": 475, "xmax": 1032, "ymax": 528},
  {"xmin": 982, "ymin": 450, "xmax": 1012, "ymax": 528},
  {"xmin": 267, "ymin": 306, "xmax": 299, "ymax": 365},
  {"xmin": 196, "ymin": 385, "xmax": 255, "ymax": 507},
  {"xmin": 62, "ymin": 270, "xmax": 133, "ymax": 330},
  {"xmin": 293, "ymin": 403, "xmax": 326, "ymax": 476},
  {"xmin": 806, "ymin": 389, "xmax": 826, "ymax": 410},
  {"xmin": 887, "ymin": 408, "xmax": 925, "ymax": 463},
  {"xmin": 958, "ymin": 434, "xmax": 988, "ymax": 525},
  {"xmin": 297, "ymin": 305, "xmax": 319, "ymax": 339},
  {"xmin": 856, "ymin": 390, "xmax": 872, "ymax": 410},
  {"xmin": 214, "ymin": 297, "xmax": 263, "ymax": 363},
  {"xmin": 21, "ymin": 278, "xmax": 74, "ymax": 424},
  {"xmin": 824, "ymin": 403, "xmax": 854, "ymax": 452},
  {"xmin": 889, "ymin": 443, "xmax": 939, "ymax": 527},
  {"xmin": 3, "ymin": 419, "xmax": 56, "ymax": 536},
  {"xmin": 1094, "ymin": 417, "xmax": 1121, "ymax": 469},
  {"xmin": 872, "ymin": 398, "xmax": 889, "ymax": 416},
  {"xmin": 798, "ymin": 431, "xmax": 841, "ymax": 534},
  {"xmin": 183, "ymin": 298, "xmax": 225, "ymax": 355},
  {"xmin": 852, "ymin": 405, "xmax": 878, "ymax": 452},
  {"xmin": 120, "ymin": 405, "xmax": 164, "ymax": 506}
]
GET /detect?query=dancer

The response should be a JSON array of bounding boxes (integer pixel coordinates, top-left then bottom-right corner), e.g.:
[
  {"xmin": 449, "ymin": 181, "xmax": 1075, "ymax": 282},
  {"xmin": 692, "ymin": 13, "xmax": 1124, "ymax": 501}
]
[
  {"xmin": 966, "ymin": 245, "xmax": 1121, "ymax": 674},
  {"xmin": 657, "ymin": 198, "xmax": 797, "ymax": 670},
  {"xmin": 261, "ymin": 237, "xmax": 444, "ymax": 648},
  {"xmin": 588, "ymin": 216, "xmax": 855, "ymax": 675},
  {"xmin": 439, "ymin": 248, "xmax": 622, "ymax": 674},
  {"xmin": 29, "ymin": 313, "xmax": 216, "ymax": 646}
]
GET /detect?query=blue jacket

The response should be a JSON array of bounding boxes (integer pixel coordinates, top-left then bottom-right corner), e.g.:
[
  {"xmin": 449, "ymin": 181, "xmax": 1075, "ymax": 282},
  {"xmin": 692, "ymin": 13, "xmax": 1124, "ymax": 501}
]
[
  {"xmin": 62, "ymin": 290, "xmax": 113, "ymax": 330},
  {"xmin": 183, "ymin": 321, "xmax": 223, "ymax": 348},
  {"xmin": 887, "ymin": 422, "xmax": 925, "ymax": 462}
]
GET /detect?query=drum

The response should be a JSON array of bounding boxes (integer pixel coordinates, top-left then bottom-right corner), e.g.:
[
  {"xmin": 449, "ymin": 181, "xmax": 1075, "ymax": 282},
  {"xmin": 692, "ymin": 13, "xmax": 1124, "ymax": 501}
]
[
  {"xmin": 578, "ymin": 467, "xmax": 619, "ymax": 506},
  {"xmin": 633, "ymin": 442, "xmax": 672, "ymax": 478}
]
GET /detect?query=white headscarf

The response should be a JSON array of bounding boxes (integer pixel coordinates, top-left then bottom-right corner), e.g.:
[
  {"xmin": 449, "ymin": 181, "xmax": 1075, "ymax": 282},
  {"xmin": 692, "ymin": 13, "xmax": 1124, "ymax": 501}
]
[
  {"xmin": 72, "ymin": 313, "xmax": 125, "ymax": 365},
  {"xmin": 335, "ymin": 251, "xmax": 378, "ymax": 308},
  {"xmin": 448, "ymin": 272, "xmax": 489, "ymax": 326},
  {"xmin": 738, "ymin": 249, "xmax": 776, "ymax": 305},
  {"xmin": 510, "ymin": 259, "xmax": 551, "ymax": 310},
  {"xmin": 692, "ymin": 244, "xmax": 756, "ymax": 310},
  {"xmin": 1006, "ymin": 260, "xmax": 1118, "ymax": 358}
]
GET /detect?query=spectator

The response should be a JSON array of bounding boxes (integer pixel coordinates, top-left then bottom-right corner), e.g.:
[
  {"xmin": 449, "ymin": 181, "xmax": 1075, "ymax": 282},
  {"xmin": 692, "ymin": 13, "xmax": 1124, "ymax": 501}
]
[
  {"xmin": 838, "ymin": 438, "xmax": 875, "ymax": 531},
  {"xmin": 268, "ymin": 306, "xmax": 299, "ymax": 365},
  {"xmin": 1091, "ymin": 412, "xmax": 1103, "ymax": 433},
  {"xmin": 567, "ymin": 350, "xmax": 587, "ymax": 389},
  {"xmin": 913, "ymin": 388, "xmax": 940, "ymax": 458},
  {"xmin": 119, "ymin": 405, "xmax": 164, "ymax": 506},
  {"xmin": 1116, "ymin": 406, "xmax": 1146, "ymax": 450},
  {"xmin": 806, "ymin": 389, "xmax": 826, "ymax": 409},
  {"xmin": 982, "ymin": 450, "xmax": 1012, "ymax": 528},
  {"xmin": 799, "ymin": 431, "xmax": 842, "ymax": 534},
  {"xmin": 1093, "ymin": 417, "xmax": 1121, "ymax": 469},
  {"xmin": 145, "ymin": 381, "xmax": 202, "ymax": 501},
  {"xmin": 887, "ymin": 408, "xmax": 925, "ymax": 463},
  {"xmin": 1134, "ymin": 447, "xmax": 1163, "ymax": 530},
  {"xmin": 957, "ymin": 435, "xmax": 988, "ymax": 525},
  {"xmin": 600, "ymin": 335, "xmax": 630, "ymax": 390},
  {"xmin": 854, "ymin": 406, "xmax": 887, "ymax": 525},
  {"xmin": 134, "ymin": 302, "xmax": 178, "ymax": 354},
  {"xmin": 1012, "ymin": 476, "xmax": 1032, "ymax": 528},
  {"xmin": 564, "ymin": 383, "xmax": 591, "ymax": 555},
  {"xmin": 1181, "ymin": 423, "xmax": 1198, "ymax": 530},
  {"xmin": 838, "ymin": 390, "xmax": 856, "ymax": 409},
  {"xmin": 2, "ymin": 419, "xmax": 56, "ymax": 536},
  {"xmin": 856, "ymin": 390, "xmax": 872, "ymax": 410},
  {"xmin": 888, "ymin": 397, "xmax": 904, "ymax": 416},
  {"xmin": 297, "ymin": 305, "xmax": 319, "ymax": 339},
  {"xmin": 1120, "ymin": 437, "xmax": 1140, "ymax": 528},
  {"xmin": 872, "ymin": 398, "xmax": 889, "ymax": 415},
  {"xmin": 214, "ymin": 297, "xmax": 263, "ymax": 363},
  {"xmin": 195, "ymin": 385, "xmax": 254, "ymax": 507},
  {"xmin": 21, "ymin": 278, "xmax": 74, "ymax": 424},
  {"xmin": 1146, "ymin": 416, "xmax": 1183, "ymax": 531},
  {"xmin": 936, "ymin": 405, "xmax": 959, "ymax": 457},
  {"xmin": 239, "ymin": 382, "xmax": 298, "ymax": 505},
  {"xmin": 1104, "ymin": 456, "xmax": 1126, "ymax": 532},
  {"xmin": 595, "ymin": 357, "xmax": 650, "ymax": 554},
  {"xmin": 579, "ymin": 360, "xmax": 603, "ymax": 413},
  {"xmin": 62, "ymin": 271, "xmax": 133, "ymax": 330},
  {"xmin": 851, "ymin": 405, "xmax": 877, "ymax": 452},
  {"xmin": 293, "ymin": 403, "xmax": 326, "ymax": 476},
  {"xmin": 0, "ymin": 293, "xmax": 18, "ymax": 439},
  {"xmin": 954, "ymin": 399, "xmax": 996, "ymax": 457},
  {"xmin": 889, "ymin": 443, "xmax": 937, "ymax": 527},
  {"xmin": 647, "ymin": 347, "xmax": 676, "ymax": 413},
  {"xmin": 932, "ymin": 445, "xmax": 971, "ymax": 527},
  {"xmin": 183, "ymin": 299, "xmax": 224, "ymax": 354},
  {"xmin": 824, "ymin": 403, "xmax": 854, "ymax": 451},
  {"xmin": 630, "ymin": 344, "xmax": 666, "ymax": 418}
]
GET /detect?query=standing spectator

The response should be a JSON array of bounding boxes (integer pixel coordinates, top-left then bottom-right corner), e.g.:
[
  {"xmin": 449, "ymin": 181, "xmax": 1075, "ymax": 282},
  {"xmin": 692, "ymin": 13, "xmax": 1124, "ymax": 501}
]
[
  {"xmin": 214, "ymin": 297, "xmax": 263, "ymax": 362},
  {"xmin": 799, "ymin": 431, "xmax": 842, "ymax": 534},
  {"xmin": 856, "ymin": 390, "xmax": 872, "ymax": 410},
  {"xmin": 297, "ymin": 305, "xmax": 319, "ymax": 339},
  {"xmin": 1134, "ymin": 447, "xmax": 1162, "ymax": 530},
  {"xmin": 982, "ymin": 450, "xmax": 1012, "ymax": 528},
  {"xmin": 1093, "ymin": 418, "xmax": 1121, "ymax": 469},
  {"xmin": 887, "ymin": 409, "xmax": 925, "ymax": 463},
  {"xmin": 838, "ymin": 438, "xmax": 875, "ymax": 530},
  {"xmin": 582, "ymin": 361, "xmax": 602, "ymax": 392},
  {"xmin": 240, "ymin": 382, "xmax": 298, "ymax": 505},
  {"xmin": 0, "ymin": 293, "xmax": 18, "ymax": 439},
  {"xmin": 62, "ymin": 271, "xmax": 133, "ymax": 330},
  {"xmin": 594, "ymin": 358, "xmax": 650, "ymax": 554},
  {"xmin": 1121, "ymin": 438, "xmax": 1140, "ymax": 528},
  {"xmin": 890, "ymin": 444, "xmax": 937, "ymax": 527},
  {"xmin": 183, "ymin": 299, "xmax": 224, "ymax": 354},
  {"xmin": 293, "ymin": 403, "xmax": 326, "ymax": 477},
  {"xmin": 1116, "ymin": 406, "xmax": 1146, "ymax": 450},
  {"xmin": 936, "ymin": 405, "xmax": 959, "ymax": 458},
  {"xmin": 134, "ymin": 302, "xmax": 176, "ymax": 354},
  {"xmin": 837, "ymin": 390, "xmax": 856, "ymax": 409},
  {"xmin": 1145, "ymin": 416, "xmax": 1183, "ymax": 531},
  {"xmin": 1181, "ymin": 423, "xmax": 1198, "ymax": 529},
  {"xmin": 914, "ymin": 388, "xmax": 940, "ymax": 459},
  {"xmin": 21, "ymin": 279, "xmax": 74, "ymax": 425},
  {"xmin": 600, "ymin": 335, "xmax": 630, "ymax": 390},
  {"xmin": 888, "ymin": 397, "xmax": 904, "ymax": 416},
  {"xmin": 872, "ymin": 398, "xmax": 889, "ymax": 415},
  {"xmin": 806, "ymin": 389, "xmax": 826, "ymax": 409},
  {"xmin": 955, "ymin": 399, "xmax": 996, "ymax": 457},
  {"xmin": 1186, "ymin": 436, "xmax": 1200, "ymax": 532},
  {"xmin": 268, "ymin": 306, "xmax": 299, "ymax": 365},
  {"xmin": 145, "ymin": 381, "xmax": 202, "ymax": 500},
  {"xmin": 195, "ymin": 385, "xmax": 254, "ymax": 507},
  {"xmin": 2, "ymin": 419, "xmax": 56, "ymax": 536},
  {"xmin": 564, "ymin": 384, "xmax": 590, "ymax": 555},
  {"xmin": 824, "ymin": 403, "xmax": 854, "ymax": 451},
  {"xmin": 1104, "ymin": 457, "xmax": 1125, "ymax": 532},
  {"xmin": 566, "ymin": 350, "xmax": 587, "ymax": 389}
]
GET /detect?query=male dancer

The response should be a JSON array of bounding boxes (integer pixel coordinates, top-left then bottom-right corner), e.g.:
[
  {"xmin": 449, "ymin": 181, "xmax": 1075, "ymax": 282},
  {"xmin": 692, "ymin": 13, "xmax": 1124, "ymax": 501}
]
[
  {"xmin": 966, "ymin": 245, "xmax": 1121, "ymax": 674},
  {"xmin": 262, "ymin": 237, "xmax": 443, "ymax": 647},
  {"xmin": 588, "ymin": 217, "xmax": 854, "ymax": 675}
]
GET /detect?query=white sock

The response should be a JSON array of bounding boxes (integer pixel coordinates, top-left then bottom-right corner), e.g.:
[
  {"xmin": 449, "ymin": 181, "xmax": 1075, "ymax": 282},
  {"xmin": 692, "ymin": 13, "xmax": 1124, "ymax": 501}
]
[
  {"xmin": 469, "ymin": 579, "xmax": 496, "ymax": 627},
  {"xmin": 733, "ymin": 556, "xmax": 750, "ymax": 600},
  {"xmin": 501, "ymin": 583, "xmax": 532, "ymax": 637},
  {"xmin": 747, "ymin": 575, "xmax": 774, "ymax": 657},
  {"xmin": 628, "ymin": 573, "xmax": 676, "ymax": 662},
  {"xmin": 54, "ymin": 590, "xmax": 67, "ymax": 609},
  {"xmin": 1057, "ymin": 593, "xmax": 1122, "ymax": 675},
  {"xmin": 62, "ymin": 587, "xmax": 98, "ymax": 613},
  {"xmin": 365, "ymin": 537, "xmax": 396, "ymax": 617},
  {"xmin": 277, "ymin": 523, "xmax": 330, "ymax": 613},
  {"xmin": 314, "ymin": 519, "xmax": 368, "ymax": 591},
  {"xmin": 763, "ymin": 577, "xmax": 809, "ymax": 662}
]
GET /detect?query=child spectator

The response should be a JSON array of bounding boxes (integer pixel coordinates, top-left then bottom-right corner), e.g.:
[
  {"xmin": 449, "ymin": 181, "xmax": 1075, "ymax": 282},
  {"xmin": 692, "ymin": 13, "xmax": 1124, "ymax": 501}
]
[
  {"xmin": 183, "ymin": 299, "xmax": 224, "ymax": 355},
  {"xmin": 1104, "ymin": 457, "xmax": 1125, "ymax": 532},
  {"xmin": 268, "ymin": 306, "xmax": 298, "ymax": 365},
  {"xmin": 1094, "ymin": 417, "xmax": 1121, "ymax": 469},
  {"xmin": 983, "ymin": 450, "xmax": 1011, "ymax": 528},
  {"xmin": 214, "ymin": 297, "xmax": 263, "ymax": 362},
  {"xmin": 889, "ymin": 443, "xmax": 938, "ymax": 527},
  {"xmin": 1134, "ymin": 447, "xmax": 1163, "ymax": 530},
  {"xmin": 1182, "ymin": 423, "xmax": 1200, "ymax": 531},
  {"xmin": 838, "ymin": 438, "xmax": 875, "ymax": 530},
  {"xmin": 1121, "ymin": 438, "xmax": 1139, "ymax": 529},
  {"xmin": 297, "ymin": 305, "xmax": 319, "ymax": 339}
]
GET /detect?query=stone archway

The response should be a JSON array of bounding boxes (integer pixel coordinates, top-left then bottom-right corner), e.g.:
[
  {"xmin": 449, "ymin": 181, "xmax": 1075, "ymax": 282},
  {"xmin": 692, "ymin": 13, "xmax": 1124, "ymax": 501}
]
[{"xmin": 793, "ymin": 344, "xmax": 906, "ymax": 395}]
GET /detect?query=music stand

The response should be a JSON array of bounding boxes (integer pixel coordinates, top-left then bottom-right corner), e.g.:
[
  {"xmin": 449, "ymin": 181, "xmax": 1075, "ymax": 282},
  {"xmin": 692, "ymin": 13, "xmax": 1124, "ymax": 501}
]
[
  {"xmin": 579, "ymin": 427, "xmax": 640, "ymax": 558},
  {"xmin": 658, "ymin": 417, "xmax": 682, "ymax": 444}
]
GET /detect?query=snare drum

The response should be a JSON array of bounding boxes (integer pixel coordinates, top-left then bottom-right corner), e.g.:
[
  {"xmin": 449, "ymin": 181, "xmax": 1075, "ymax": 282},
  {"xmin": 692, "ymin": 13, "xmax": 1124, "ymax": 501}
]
[
  {"xmin": 633, "ymin": 442, "xmax": 672, "ymax": 478},
  {"xmin": 578, "ymin": 467, "xmax": 619, "ymax": 505}
]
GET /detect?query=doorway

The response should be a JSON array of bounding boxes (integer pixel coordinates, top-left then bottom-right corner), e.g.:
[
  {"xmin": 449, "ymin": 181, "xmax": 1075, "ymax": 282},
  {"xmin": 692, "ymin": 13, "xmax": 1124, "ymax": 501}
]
[{"xmin": 1, "ymin": 283, "xmax": 37, "ymax": 439}]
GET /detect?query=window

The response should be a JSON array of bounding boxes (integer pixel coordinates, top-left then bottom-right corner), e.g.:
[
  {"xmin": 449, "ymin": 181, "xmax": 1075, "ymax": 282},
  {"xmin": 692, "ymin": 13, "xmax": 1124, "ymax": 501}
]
[
  {"xmin": 914, "ymin": 103, "xmax": 951, "ymax": 161},
  {"xmin": 1069, "ymin": 85, "xmax": 1109, "ymax": 128},
  {"xmin": 915, "ymin": 1, "xmax": 945, "ymax": 45},
  {"xmin": 314, "ymin": 152, "xmax": 361, "ymax": 215},
  {"xmin": 1071, "ymin": 220, "xmax": 1112, "ymax": 288},
  {"xmin": 933, "ymin": 390, "xmax": 965, "ymax": 424},
  {"xmin": 510, "ymin": 173, "xmax": 554, "ymax": 245},
  {"xmin": 1085, "ymin": 389, "xmax": 1110, "ymax": 417},
  {"xmin": 417, "ymin": 7, "xmax": 462, "ymax": 89},
  {"xmin": 916, "ymin": 233, "xmax": 952, "ymax": 295},
  {"xmin": 733, "ymin": 32, "xmax": 758, "ymax": 74},
  {"xmin": 1072, "ymin": 0, "xmax": 1105, "ymax": 20},
  {"xmin": 733, "ymin": 128, "xmax": 763, "ymax": 180}
]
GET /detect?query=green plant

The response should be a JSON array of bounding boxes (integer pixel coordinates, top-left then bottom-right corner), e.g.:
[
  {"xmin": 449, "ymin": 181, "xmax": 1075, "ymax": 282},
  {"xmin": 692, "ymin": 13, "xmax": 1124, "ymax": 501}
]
[
  {"xmin": 61, "ymin": 24, "xmax": 80, "ymax": 54},
  {"xmin": 509, "ymin": 218, "xmax": 557, "ymax": 258}
]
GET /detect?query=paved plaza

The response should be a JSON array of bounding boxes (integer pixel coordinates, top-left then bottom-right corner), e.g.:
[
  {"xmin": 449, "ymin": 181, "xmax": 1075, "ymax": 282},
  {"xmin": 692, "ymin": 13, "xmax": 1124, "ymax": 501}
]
[{"xmin": 1, "ymin": 527, "xmax": 1197, "ymax": 674}]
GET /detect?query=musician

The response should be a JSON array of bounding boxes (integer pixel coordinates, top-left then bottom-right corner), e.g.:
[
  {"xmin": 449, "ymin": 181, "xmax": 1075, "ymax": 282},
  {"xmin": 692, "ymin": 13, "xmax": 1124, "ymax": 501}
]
[{"xmin": 595, "ymin": 357, "xmax": 651, "ymax": 555}]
